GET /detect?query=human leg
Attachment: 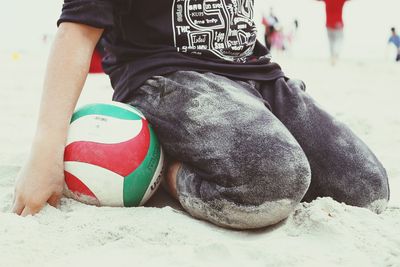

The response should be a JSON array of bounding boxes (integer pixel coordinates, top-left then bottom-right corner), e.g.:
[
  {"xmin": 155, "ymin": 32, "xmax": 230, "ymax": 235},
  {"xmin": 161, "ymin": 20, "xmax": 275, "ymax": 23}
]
[
  {"xmin": 327, "ymin": 28, "xmax": 343, "ymax": 65},
  {"xmin": 127, "ymin": 71, "xmax": 311, "ymax": 229},
  {"xmin": 327, "ymin": 28, "xmax": 336, "ymax": 64},
  {"xmin": 260, "ymin": 78, "xmax": 390, "ymax": 213}
]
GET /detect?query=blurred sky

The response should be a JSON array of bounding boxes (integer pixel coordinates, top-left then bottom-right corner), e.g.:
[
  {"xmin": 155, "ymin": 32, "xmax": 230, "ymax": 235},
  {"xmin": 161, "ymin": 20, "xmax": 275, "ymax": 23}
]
[{"xmin": 1, "ymin": 0, "xmax": 400, "ymax": 61}]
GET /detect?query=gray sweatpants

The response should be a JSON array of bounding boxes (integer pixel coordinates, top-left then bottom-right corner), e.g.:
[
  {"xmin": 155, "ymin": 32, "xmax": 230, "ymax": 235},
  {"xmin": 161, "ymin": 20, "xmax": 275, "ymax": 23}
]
[{"xmin": 127, "ymin": 71, "xmax": 389, "ymax": 229}]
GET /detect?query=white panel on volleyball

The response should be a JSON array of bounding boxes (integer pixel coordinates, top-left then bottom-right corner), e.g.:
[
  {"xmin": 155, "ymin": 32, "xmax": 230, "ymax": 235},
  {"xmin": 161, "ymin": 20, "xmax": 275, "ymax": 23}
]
[
  {"xmin": 64, "ymin": 161, "xmax": 124, "ymax": 207},
  {"xmin": 66, "ymin": 115, "xmax": 143, "ymax": 145},
  {"xmin": 140, "ymin": 147, "xmax": 165, "ymax": 206}
]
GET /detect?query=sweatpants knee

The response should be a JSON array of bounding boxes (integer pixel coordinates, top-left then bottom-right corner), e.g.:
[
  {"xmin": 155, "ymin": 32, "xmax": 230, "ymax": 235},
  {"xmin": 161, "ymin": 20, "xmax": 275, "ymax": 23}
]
[
  {"xmin": 357, "ymin": 167, "xmax": 390, "ymax": 214},
  {"xmin": 311, "ymin": 165, "xmax": 390, "ymax": 214},
  {"xmin": 178, "ymin": 193, "xmax": 300, "ymax": 229},
  {"xmin": 176, "ymin": 145, "xmax": 312, "ymax": 229}
]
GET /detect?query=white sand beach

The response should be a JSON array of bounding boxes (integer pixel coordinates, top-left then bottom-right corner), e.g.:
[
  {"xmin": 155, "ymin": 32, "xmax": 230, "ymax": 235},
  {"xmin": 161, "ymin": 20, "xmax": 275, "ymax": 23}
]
[{"xmin": 1, "ymin": 0, "xmax": 400, "ymax": 266}]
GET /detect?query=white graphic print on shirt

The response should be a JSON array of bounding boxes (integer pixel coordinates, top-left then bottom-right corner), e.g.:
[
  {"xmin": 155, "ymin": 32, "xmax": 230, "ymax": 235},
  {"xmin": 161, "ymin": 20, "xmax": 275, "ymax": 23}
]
[{"xmin": 172, "ymin": 0, "xmax": 257, "ymax": 62}]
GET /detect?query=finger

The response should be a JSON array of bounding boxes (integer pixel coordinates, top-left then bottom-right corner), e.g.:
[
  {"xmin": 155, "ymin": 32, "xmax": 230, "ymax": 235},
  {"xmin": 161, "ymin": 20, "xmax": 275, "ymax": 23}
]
[
  {"xmin": 21, "ymin": 206, "xmax": 32, "ymax": 217},
  {"xmin": 48, "ymin": 194, "xmax": 61, "ymax": 208},
  {"xmin": 21, "ymin": 203, "xmax": 43, "ymax": 217},
  {"xmin": 12, "ymin": 198, "xmax": 25, "ymax": 215}
]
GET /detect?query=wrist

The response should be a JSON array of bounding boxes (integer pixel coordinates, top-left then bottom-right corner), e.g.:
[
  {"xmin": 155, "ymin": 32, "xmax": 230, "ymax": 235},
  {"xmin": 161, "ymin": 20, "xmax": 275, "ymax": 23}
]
[{"xmin": 32, "ymin": 127, "xmax": 68, "ymax": 153}]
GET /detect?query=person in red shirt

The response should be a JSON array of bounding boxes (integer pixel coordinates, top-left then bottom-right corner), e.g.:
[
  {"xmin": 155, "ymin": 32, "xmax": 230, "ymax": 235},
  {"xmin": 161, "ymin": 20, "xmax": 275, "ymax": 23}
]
[{"xmin": 318, "ymin": 0, "xmax": 349, "ymax": 65}]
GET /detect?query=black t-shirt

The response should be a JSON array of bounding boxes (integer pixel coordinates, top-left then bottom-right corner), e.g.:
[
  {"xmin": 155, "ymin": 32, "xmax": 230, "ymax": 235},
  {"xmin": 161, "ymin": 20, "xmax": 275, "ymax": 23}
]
[{"xmin": 58, "ymin": 0, "xmax": 285, "ymax": 102}]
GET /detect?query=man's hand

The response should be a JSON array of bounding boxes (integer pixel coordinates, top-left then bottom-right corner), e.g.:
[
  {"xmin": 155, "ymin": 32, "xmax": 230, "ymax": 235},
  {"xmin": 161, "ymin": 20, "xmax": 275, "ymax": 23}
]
[{"xmin": 12, "ymin": 140, "xmax": 65, "ymax": 216}]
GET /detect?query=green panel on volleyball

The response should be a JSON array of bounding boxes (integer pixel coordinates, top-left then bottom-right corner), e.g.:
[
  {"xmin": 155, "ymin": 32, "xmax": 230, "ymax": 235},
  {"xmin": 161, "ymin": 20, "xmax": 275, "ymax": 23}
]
[
  {"xmin": 71, "ymin": 103, "xmax": 142, "ymax": 123},
  {"xmin": 123, "ymin": 125, "xmax": 161, "ymax": 207}
]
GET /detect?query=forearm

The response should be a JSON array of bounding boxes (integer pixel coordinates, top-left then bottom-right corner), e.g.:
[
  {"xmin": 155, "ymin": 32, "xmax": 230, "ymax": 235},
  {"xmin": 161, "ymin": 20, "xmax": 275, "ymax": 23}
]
[
  {"xmin": 33, "ymin": 23, "xmax": 103, "ymax": 149},
  {"xmin": 12, "ymin": 23, "xmax": 104, "ymax": 215}
]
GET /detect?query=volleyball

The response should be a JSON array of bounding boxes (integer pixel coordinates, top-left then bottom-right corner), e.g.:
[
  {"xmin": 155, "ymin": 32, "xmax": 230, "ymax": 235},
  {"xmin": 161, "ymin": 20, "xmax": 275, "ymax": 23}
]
[{"xmin": 63, "ymin": 101, "xmax": 164, "ymax": 207}]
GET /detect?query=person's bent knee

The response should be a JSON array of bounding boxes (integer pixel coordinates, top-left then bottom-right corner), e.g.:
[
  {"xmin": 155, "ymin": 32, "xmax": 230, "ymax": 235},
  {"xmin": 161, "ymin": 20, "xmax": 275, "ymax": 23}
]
[
  {"xmin": 178, "ymin": 193, "xmax": 300, "ymax": 229},
  {"xmin": 176, "ymin": 151, "xmax": 312, "ymax": 229},
  {"xmin": 361, "ymin": 167, "xmax": 390, "ymax": 214},
  {"xmin": 324, "ymin": 165, "xmax": 390, "ymax": 214}
]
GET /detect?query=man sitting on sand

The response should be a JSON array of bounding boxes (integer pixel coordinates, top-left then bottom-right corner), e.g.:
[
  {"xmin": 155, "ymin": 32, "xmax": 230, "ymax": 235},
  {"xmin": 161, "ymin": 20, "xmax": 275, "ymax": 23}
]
[{"xmin": 13, "ymin": 0, "xmax": 389, "ymax": 229}]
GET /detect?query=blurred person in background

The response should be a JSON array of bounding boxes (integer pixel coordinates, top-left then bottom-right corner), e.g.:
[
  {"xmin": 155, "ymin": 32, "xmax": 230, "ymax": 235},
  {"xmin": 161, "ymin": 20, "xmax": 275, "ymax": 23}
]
[
  {"xmin": 388, "ymin": 27, "xmax": 400, "ymax": 62},
  {"xmin": 262, "ymin": 8, "xmax": 279, "ymax": 51},
  {"xmin": 317, "ymin": 0, "xmax": 349, "ymax": 65}
]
